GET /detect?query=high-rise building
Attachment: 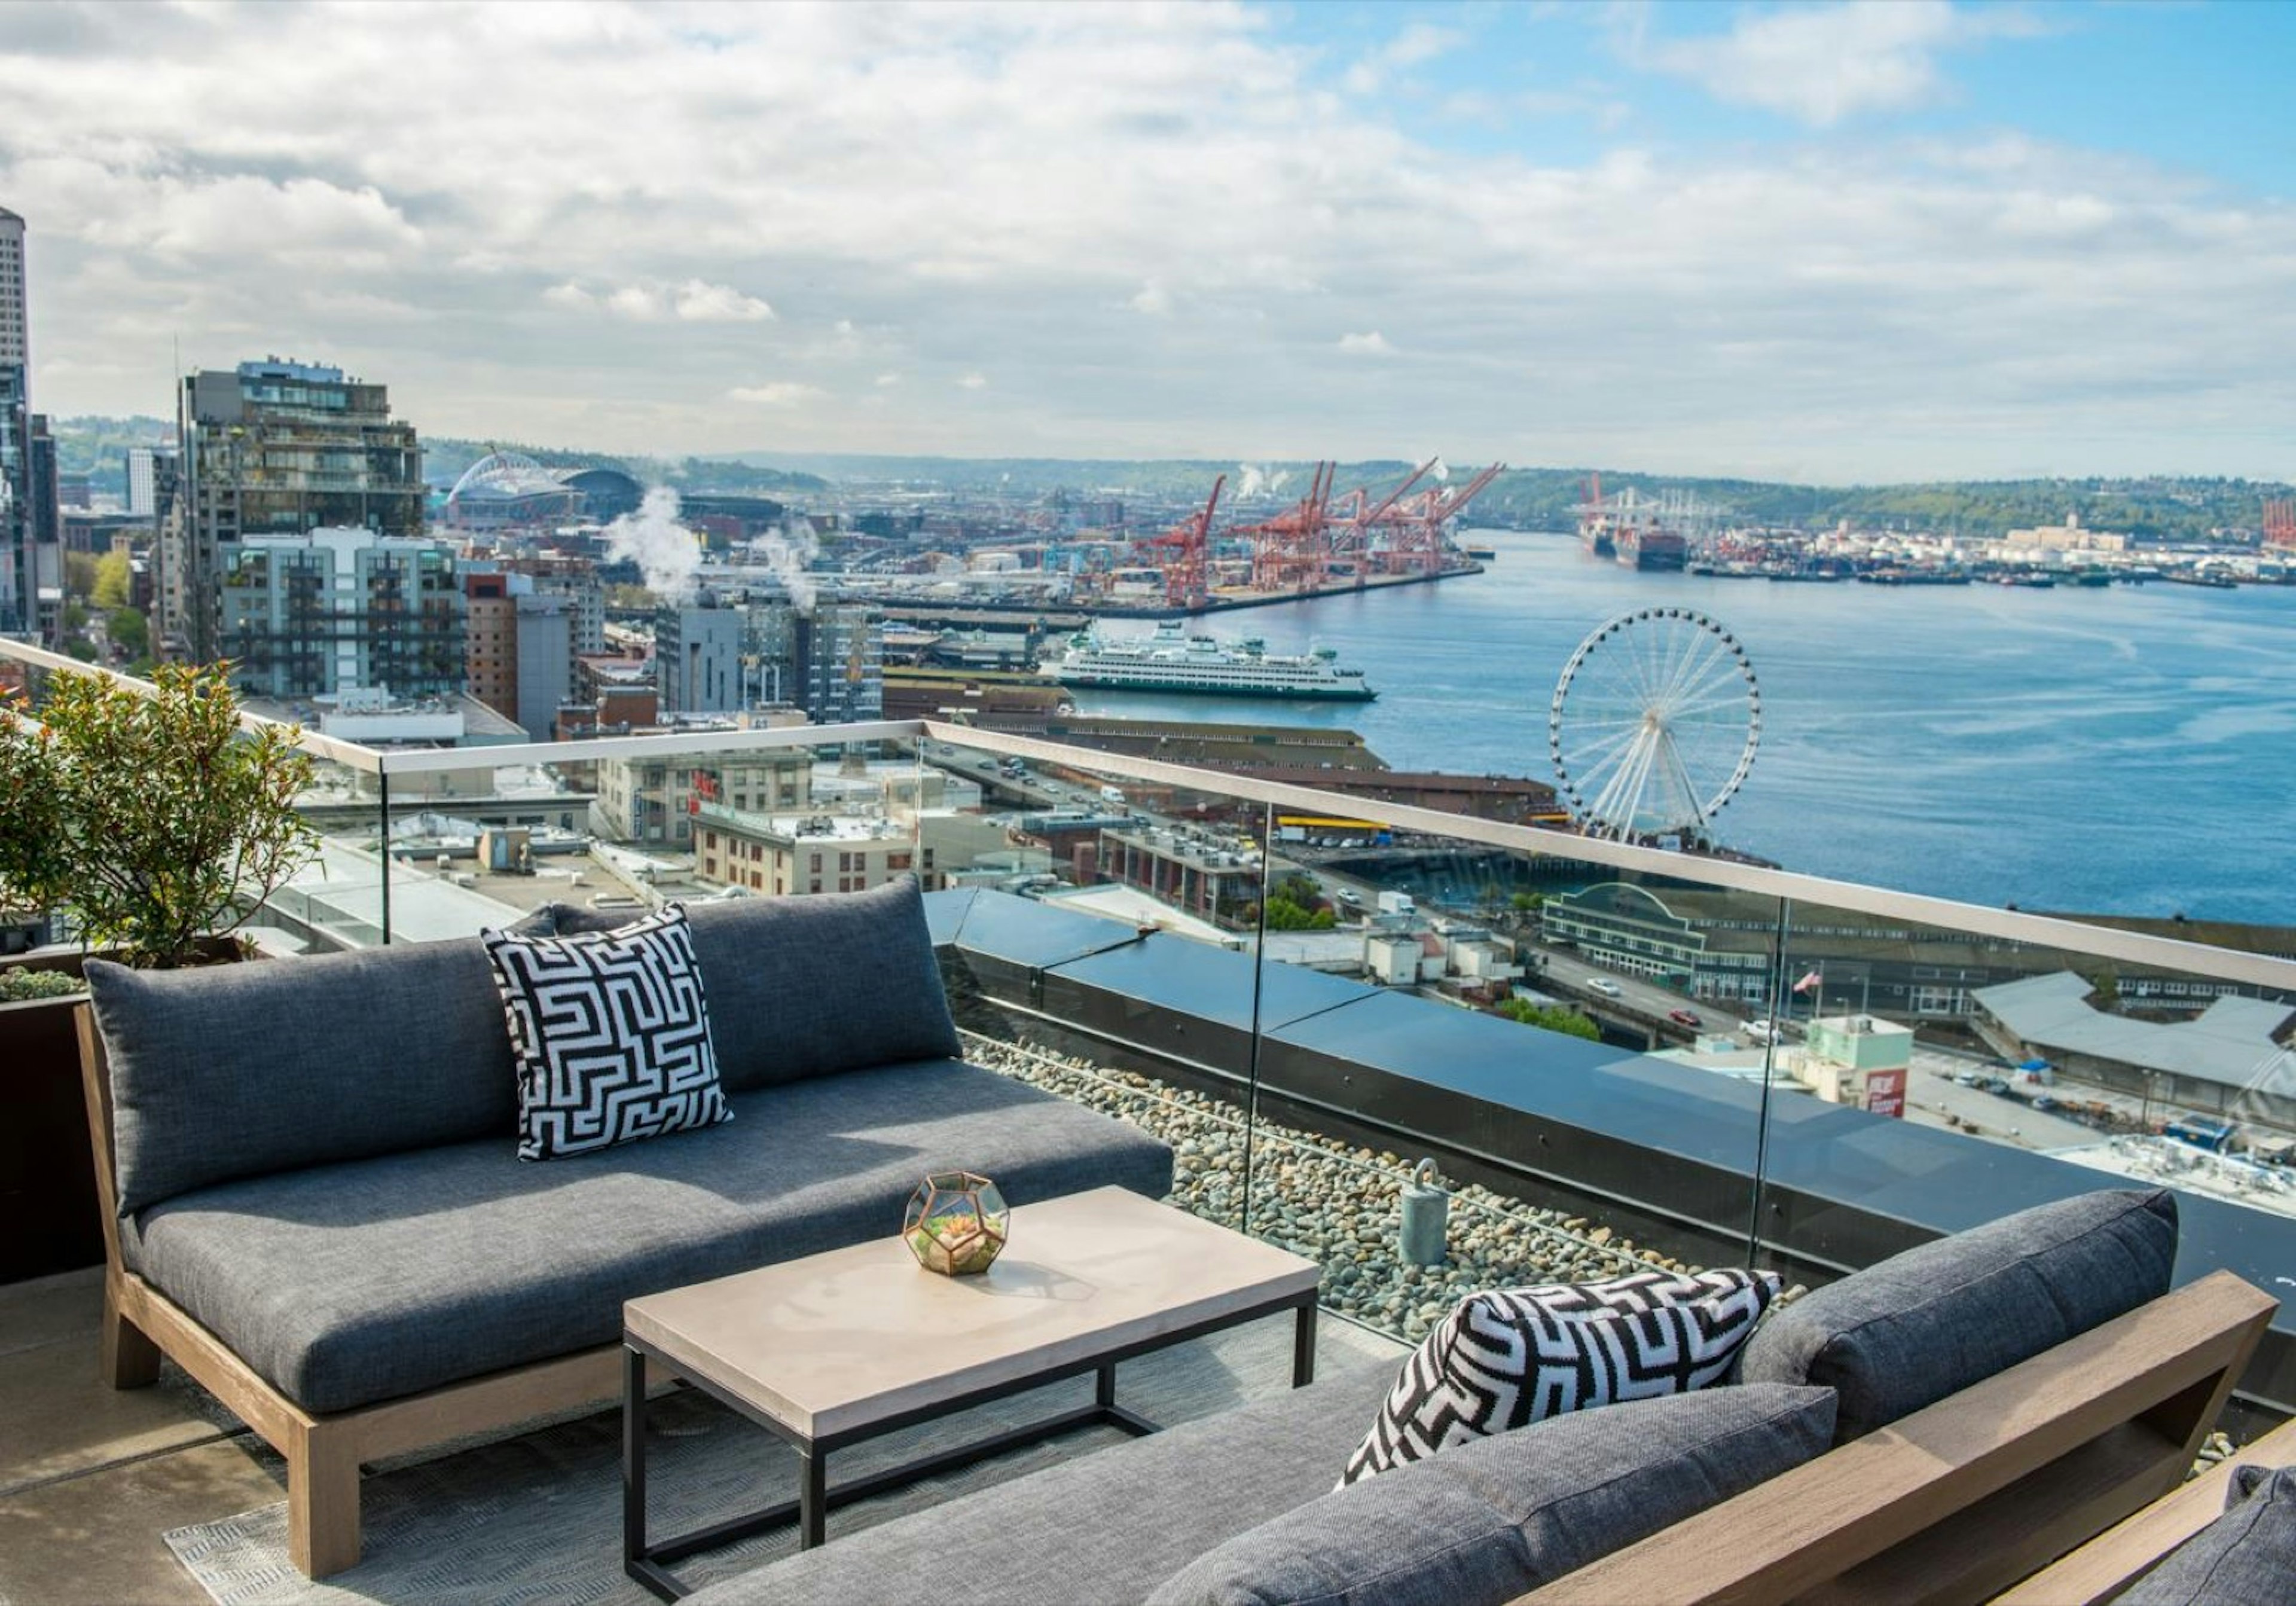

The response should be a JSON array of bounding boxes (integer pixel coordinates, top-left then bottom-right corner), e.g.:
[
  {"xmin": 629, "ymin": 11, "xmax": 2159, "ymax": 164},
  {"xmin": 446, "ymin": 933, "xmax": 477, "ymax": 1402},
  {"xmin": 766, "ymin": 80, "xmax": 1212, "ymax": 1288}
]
[
  {"xmin": 0, "ymin": 206, "xmax": 24, "ymax": 370},
  {"xmin": 216, "ymin": 526, "xmax": 464, "ymax": 701},
  {"xmin": 512, "ymin": 593, "xmax": 573, "ymax": 741},
  {"xmin": 163, "ymin": 358, "xmax": 423, "ymax": 664},
  {"xmin": 463, "ymin": 570, "xmax": 517, "ymax": 719},
  {"xmin": 795, "ymin": 603, "xmax": 883, "ymax": 724},
  {"xmin": 0, "ymin": 205, "xmax": 40, "ymax": 641},
  {"xmin": 656, "ymin": 603, "xmax": 747, "ymax": 715},
  {"xmin": 125, "ymin": 445, "xmax": 175, "ymax": 520}
]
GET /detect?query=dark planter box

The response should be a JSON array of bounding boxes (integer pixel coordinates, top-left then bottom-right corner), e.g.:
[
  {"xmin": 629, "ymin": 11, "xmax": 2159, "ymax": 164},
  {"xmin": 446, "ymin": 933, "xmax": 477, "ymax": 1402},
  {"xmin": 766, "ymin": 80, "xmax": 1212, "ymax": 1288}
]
[{"xmin": 1, "ymin": 952, "xmax": 102, "ymax": 1284}]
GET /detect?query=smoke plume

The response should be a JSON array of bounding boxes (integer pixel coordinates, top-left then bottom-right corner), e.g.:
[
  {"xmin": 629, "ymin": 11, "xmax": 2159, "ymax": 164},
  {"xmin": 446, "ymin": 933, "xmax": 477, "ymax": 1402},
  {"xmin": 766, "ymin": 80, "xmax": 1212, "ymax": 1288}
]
[
  {"xmin": 1235, "ymin": 462, "xmax": 1268, "ymax": 498},
  {"xmin": 604, "ymin": 487, "xmax": 701, "ymax": 599}
]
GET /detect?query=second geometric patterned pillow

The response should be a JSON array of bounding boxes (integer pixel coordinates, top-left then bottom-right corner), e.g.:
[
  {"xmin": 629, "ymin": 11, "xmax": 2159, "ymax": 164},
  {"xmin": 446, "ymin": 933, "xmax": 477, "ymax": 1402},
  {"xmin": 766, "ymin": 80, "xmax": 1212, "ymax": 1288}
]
[
  {"xmin": 482, "ymin": 902, "xmax": 730, "ymax": 1161},
  {"xmin": 1341, "ymin": 1266, "xmax": 1782, "ymax": 1485}
]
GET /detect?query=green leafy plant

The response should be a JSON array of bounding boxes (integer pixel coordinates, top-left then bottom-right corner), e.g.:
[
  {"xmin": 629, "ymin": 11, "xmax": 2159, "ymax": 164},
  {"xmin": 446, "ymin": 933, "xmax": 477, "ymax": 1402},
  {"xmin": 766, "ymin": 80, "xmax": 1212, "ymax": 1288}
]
[
  {"xmin": 1494, "ymin": 996, "xmax": 1601, "ymax": 1041},
  {"xmin": 0, "ymin": 968, "xmax": 86, "ymax": 1002},
  {"xmin": 0, "ymin": 664, "xmax": 318, "ymax": 968}
]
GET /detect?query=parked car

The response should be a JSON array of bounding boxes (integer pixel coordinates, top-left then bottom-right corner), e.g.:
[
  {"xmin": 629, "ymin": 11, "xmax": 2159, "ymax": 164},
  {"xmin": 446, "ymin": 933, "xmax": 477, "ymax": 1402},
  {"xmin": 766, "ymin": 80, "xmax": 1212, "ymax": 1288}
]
[
  {"xmin": 1745, "ymin": 1019, "xmax": 1776, "ymax": 1043},
  {"xmin": 1668, "ymin": 1008, "xmax": 1702, "ymax": 1028},
  {"xmin": 2031, "ymin": 1095, "xmax": 2063, "ymax": 1113},
  {"xmin": 1980, "ymin": 1077, "xmax": 2014, "ymax": 1096},
  {"xmin": 1587, "ymin": 977, "xmax": 1623, "ymax": 998},
  {"xmin": 1953, "ymin": 1070, "xmax": 1984, "ymax": 1087}
]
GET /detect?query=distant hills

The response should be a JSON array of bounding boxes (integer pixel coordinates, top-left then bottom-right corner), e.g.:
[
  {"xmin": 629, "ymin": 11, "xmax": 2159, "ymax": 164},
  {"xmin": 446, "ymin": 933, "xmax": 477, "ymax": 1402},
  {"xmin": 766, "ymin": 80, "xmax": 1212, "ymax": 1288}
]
[{"xmin": 45, "ymin": 418, "xmax": 2288, "ymax": 542}]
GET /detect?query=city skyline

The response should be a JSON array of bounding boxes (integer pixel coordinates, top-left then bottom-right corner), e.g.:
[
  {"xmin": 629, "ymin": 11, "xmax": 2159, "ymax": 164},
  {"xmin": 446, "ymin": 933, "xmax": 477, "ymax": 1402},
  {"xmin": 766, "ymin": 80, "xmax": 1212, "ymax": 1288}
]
[{"xmin": 2, "ymin": 1, "xmax": 2293, "ymax": 483}]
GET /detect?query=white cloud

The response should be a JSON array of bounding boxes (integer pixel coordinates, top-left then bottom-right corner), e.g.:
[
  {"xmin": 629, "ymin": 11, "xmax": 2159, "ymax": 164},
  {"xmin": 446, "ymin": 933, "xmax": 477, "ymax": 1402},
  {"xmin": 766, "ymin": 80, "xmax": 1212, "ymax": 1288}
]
[
  {"xmin": 545, "ymin": 278, "xmax": 774, "ymax": 322},
  {"xmin": 1344, "ymin": 22, "xmax": 1467, "ymax": 95},
  {"xmin": 726, "ymin": 381, "xmax": 820, "ymax": 407},
  {"xmin": 1626, "ymin": 1, "xmax": 2037, "ymax": 128},
  {"xmin": 0, "ymin": 1, "xmax": 2285, "ymax": 478},
  {"xmin": 671, "ymin": 280, "xmax": 775, "ymax": 322},
  {"xmin": 955, "ymin": 372, "xmax": 990, "ymax": 390}
]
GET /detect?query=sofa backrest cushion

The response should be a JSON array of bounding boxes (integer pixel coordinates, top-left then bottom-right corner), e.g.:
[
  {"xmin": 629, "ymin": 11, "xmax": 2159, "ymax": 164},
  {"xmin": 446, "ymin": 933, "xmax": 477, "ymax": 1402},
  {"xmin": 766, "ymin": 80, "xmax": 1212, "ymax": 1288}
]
[
  {"xmin": 1144, "ymin": 1382, "xmax": 1837, "ymax": 1606},
  {"xmin": 523, "ymin": 878, "xmax": 961, "ymax": 1092},
  {"xmin": 2120, "ymin": 1465, "xmax": 2296, "ymax": 1606},
  {"xmin": 1740, "ymin": 1188, "xmax": 2176, "ymax": 1445},
  {"xmin": 87, "ymin": 941, "xmax": 518, "ymax": 1216}
]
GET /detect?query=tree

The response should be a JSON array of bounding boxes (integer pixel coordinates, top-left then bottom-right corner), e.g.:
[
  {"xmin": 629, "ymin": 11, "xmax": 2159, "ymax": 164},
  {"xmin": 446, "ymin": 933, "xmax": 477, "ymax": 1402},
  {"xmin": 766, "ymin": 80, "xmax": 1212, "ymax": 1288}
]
[
  {"xmin": 1260, "ymin": 895, "xmax": 1334, "ymax": 931},
  {"xmin": 108, "ymin": 607, "xmax": 149, "ymax": 658},
  {"xmin": 0, "ymin": 664, "xmax": 317, "ymax": 966},
  {"xmin": 1494, "ymin": 996, "xmax": 1601, "ymax": 1040},
  {"xmin": 92, "ymin": 550, "xmax": 132, "ymax": 610},
  {"xmin": 1510, "ymin": 890, "xmax": 1543, "ymax": 914},
  {"xmin": 65, "ymin": 551, "xmax": 97, "ymax": 598}
]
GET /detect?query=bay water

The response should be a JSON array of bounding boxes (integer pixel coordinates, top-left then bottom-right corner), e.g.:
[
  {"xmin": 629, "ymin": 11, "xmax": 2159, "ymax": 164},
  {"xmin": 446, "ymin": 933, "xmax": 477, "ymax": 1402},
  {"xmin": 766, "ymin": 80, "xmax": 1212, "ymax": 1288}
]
[{"xmin": 1068, "ymin": 530, "xmax": 2296, "ymax": 926}]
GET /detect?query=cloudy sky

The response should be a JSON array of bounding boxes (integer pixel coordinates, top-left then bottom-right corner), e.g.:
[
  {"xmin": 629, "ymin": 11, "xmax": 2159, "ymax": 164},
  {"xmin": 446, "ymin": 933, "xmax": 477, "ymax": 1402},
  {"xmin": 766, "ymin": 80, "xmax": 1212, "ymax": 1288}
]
[{"xmin": 2, "ymin": 0, "xmax": 2291, "ymax": 482}]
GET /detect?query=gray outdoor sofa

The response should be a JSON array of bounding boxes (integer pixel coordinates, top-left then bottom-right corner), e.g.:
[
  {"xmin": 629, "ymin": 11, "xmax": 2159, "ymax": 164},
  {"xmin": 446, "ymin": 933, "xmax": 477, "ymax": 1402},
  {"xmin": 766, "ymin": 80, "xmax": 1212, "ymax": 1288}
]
[
  {"xmin": 77, "ymin": 877, "xmax": 1172, "ymax": 1576},
  {"xmin": 686, "ymin": 1187, "xmax": 2278, "ymax": 1606}
]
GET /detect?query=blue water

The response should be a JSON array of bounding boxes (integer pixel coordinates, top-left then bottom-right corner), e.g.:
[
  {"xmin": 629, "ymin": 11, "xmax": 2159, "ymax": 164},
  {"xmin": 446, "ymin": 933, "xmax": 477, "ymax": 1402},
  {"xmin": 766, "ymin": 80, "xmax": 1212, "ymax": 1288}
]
[{"xmin": 1069, "ymin": 532, "xmax": 2296, "ymax": 924}]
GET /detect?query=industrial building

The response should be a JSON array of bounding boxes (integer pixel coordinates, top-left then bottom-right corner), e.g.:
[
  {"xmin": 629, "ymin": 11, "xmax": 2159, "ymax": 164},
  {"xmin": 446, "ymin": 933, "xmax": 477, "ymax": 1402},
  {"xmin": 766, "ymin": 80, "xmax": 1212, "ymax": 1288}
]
[
  {"xmin": 1973, "ymin": 972, "xmax": 2296, "ymax": 1132},
  {"xmin": 161, "ymin": 358, "xmax": 424, "ymax": 663}
]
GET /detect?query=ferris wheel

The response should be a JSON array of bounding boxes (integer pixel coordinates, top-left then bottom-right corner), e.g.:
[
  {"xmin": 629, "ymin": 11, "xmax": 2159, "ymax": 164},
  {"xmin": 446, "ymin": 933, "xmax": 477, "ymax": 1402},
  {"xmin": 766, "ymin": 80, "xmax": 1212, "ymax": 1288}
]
[{"xmin": 1549, "ymin": 608, "xmax": 1761, "ymax": 845}]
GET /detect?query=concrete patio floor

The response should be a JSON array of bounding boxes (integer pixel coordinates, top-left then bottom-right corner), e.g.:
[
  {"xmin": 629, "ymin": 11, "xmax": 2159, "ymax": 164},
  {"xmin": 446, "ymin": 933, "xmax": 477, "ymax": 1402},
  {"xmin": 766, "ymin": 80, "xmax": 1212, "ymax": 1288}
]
[{"xmin": 0, "ymin": 1268, "xmax": 276, "ymax": 1606}]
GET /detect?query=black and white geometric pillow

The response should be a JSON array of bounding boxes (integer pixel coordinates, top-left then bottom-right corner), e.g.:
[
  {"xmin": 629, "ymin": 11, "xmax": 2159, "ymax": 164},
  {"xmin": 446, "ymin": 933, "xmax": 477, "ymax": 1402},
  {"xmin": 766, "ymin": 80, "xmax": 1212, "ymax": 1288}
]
[
  {"xmin": 1341, "ymin": 1266, "xmax": 1782, "ymax": 1486},
  {"xmin": 482, "ymin": 903, "xmax": 731, "ymax": 1161}
]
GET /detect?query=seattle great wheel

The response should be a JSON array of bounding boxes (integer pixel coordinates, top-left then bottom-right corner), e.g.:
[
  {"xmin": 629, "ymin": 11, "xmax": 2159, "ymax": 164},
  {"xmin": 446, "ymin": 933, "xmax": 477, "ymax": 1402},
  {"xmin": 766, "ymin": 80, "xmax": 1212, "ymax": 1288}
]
[{"xmin": 1548, "ymin": 607, "xmax": 1761, "ymax": 846}]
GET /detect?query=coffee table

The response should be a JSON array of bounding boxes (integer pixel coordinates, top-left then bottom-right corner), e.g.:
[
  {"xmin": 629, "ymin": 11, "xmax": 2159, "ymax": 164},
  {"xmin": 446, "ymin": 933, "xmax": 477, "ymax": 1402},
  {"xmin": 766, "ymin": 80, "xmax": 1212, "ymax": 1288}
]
[{"xmin": 621, "ymin": 1185, "xmax": 1321, "ymax": 1601}]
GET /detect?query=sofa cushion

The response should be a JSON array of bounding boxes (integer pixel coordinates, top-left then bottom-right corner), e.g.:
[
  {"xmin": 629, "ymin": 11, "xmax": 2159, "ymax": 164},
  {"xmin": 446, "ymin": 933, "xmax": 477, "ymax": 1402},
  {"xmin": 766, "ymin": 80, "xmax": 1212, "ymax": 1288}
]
[
  {"xmin": 484, "ymin": 903, "xmax": 731, "ymax": 1160},
  {"xmin": 2121, "ymin": 1465, "xmax": 2296, "ymax": 1606},
  {"xmin": 1149, "ymin": 1383, "xmax": 1837, "ymax": 1606},
  {"xmin": 129, "ymin": 1058, "xmax": 1172, "ymax": 1413},
  {"xmin": 523, "ymin": 878, "xmax": 961, "ymax": 1092},
  {"xmin": 1342, "ymin": 1267, "xmax": 1781, "ymax": 1485},
  {"xmin": 87, "ymin": 943, "xmax": 518, "ymax": 1217},
  {"xmin": 1741, "ymin": 1188, "xmax": 2176, "ymax": 1444},
  {"xmin": 682, "ymin": 1358, "xmax": 1406, "ymax": 1606}
]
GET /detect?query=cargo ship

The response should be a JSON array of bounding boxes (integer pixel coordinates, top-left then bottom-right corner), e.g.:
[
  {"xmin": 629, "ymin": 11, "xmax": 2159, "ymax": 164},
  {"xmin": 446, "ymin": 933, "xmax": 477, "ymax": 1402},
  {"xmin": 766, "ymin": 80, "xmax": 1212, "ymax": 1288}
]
[
  {"xmin": 1043, "ymin": 621, "xmax": 1376, "ymax": 700},
  {"xmin": 1615, "ymin": 526, "xmax": 1687, "ymax": 572}
]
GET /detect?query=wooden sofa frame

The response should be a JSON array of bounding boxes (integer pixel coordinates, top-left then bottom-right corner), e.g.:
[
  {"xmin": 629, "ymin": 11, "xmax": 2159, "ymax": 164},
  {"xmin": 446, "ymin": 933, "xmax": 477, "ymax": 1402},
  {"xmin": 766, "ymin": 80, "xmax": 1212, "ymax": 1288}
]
[
  {"xmin": 1522, "ymin": 1267, "xmax": 2276, "ymax": 1604},
  {"xmin": 82, "ymin": 1007, "xmax": 2280, "ymax": 1589},
  {"xmin": 80, "ymin": 1009, "xmax": 630, "ymax": 1577}
]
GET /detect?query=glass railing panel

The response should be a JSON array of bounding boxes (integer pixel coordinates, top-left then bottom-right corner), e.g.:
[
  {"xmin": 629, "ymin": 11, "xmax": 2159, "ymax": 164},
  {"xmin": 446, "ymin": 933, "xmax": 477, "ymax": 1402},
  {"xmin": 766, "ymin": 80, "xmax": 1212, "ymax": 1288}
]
[
  {"xmin": 268, "ymin": 726, "xmax": 915, "ymax": 948},
  {"xmin": 927, "ymin": 734, "xmax": 1269, "ymax": 1233},
  {"xmin": 1769, "ymin": 891, "xmax": 2296, "ymax": 1415},
  {"xmin": 1245, "ymin": 805, "xmax": 1786, "ymax": 1343}
]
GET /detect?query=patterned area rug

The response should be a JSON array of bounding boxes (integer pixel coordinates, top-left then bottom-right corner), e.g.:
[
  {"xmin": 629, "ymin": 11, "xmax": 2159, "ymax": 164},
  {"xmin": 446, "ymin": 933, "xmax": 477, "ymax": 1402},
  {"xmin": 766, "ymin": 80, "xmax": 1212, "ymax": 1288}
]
[{"xmin": 165, "ymin": 1317, "xmax": 1400, "ymax": 1606}]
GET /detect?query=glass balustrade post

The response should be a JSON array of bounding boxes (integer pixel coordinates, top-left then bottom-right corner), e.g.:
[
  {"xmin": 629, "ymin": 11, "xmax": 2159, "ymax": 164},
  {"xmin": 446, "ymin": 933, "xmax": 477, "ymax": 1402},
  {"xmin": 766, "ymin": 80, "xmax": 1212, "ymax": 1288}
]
[{"xmin": 377, "ymin": 768, "xmax": 392, "ymax": 945}]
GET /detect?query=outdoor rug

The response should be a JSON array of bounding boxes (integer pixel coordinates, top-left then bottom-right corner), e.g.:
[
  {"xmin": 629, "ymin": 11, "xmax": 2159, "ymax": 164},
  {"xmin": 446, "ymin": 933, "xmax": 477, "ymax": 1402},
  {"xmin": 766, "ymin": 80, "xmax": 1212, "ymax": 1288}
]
[{"xmin": 165, "ymin": 1315, "xmax": 1401, "ymax": 1606}]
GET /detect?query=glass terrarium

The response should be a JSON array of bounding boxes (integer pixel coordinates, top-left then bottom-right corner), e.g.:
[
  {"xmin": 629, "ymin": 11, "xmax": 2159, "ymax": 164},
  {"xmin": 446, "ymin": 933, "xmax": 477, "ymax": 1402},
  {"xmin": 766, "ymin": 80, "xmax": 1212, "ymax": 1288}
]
[{"xmin": 903, "ymin": 1171, "xmax": 1010, "ymax": 1276}]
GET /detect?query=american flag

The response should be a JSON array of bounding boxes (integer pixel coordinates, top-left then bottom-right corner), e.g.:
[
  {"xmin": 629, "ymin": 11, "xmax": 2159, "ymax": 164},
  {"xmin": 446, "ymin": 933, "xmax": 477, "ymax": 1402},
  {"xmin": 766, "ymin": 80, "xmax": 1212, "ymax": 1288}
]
[{"xmin": 1792, "ymin": 969, "xmax": 1822, "ymax": 994}]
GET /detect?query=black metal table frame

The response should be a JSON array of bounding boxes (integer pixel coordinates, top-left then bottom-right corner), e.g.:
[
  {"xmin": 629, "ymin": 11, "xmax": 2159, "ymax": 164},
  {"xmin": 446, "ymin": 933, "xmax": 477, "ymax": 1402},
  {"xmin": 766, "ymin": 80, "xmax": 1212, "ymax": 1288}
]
[{"xmin": 623, "ymin": 1287, "xmax": 1317, "ymax": 1601}]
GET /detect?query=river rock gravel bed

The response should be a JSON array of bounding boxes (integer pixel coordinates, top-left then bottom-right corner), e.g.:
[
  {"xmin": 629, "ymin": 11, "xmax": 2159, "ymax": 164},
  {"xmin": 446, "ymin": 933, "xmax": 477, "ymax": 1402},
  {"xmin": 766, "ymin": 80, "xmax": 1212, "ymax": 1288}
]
[{"xmin": 965, "ymin": 1033, "xmax": 1734, "ymax": 1345}]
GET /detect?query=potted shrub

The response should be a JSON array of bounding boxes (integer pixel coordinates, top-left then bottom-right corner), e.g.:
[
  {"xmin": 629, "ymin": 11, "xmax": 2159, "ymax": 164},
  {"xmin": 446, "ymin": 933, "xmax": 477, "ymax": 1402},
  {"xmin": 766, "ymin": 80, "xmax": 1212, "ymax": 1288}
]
[{"xmin": 0, "ymin": 662, "xmax": 317, "ymax": 1281}]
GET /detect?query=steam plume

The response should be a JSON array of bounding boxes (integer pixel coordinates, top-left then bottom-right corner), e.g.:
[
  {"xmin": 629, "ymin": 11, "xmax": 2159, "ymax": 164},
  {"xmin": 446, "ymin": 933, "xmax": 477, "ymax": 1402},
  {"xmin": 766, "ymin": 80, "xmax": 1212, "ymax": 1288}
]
[
  {"xmin": 755, "ymin": 516, "xmax": 820, "ymax": 613},
  {"xmin": 604, "ymin": 487, "xmax": 701, "ymax": 599}
]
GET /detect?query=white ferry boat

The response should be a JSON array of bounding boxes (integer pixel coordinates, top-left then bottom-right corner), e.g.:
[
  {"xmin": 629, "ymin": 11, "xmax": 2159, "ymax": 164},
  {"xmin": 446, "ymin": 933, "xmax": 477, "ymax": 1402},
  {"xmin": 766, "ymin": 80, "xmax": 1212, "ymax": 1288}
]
[{"xmin": 1043, "ymin": 621, "xmax": 1376, "ymax": 701}]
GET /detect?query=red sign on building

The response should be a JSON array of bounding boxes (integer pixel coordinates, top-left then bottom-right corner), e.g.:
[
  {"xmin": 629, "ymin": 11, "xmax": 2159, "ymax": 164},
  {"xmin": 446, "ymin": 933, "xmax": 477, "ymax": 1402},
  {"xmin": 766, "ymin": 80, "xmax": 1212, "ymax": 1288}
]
[{"xmin": 1865, "ymin": 1067, "xmax": 1907, "ymax": 1119}]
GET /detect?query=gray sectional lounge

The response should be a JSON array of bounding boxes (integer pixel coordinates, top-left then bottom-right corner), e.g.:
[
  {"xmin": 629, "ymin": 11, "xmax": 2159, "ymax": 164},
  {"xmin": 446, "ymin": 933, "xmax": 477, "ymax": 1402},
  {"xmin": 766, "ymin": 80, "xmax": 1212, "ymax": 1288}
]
[
  {"xmin": 682, "ymin": 1189, "xmax": 2274, "ymax": 1606},
  {"xmin": 72, "ymin": 877, "xmax": 2282, "ymax": 1599},
  {"xmin": 77, "ymin": 880, "xmax": 1171, "ymax": 1573}
]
